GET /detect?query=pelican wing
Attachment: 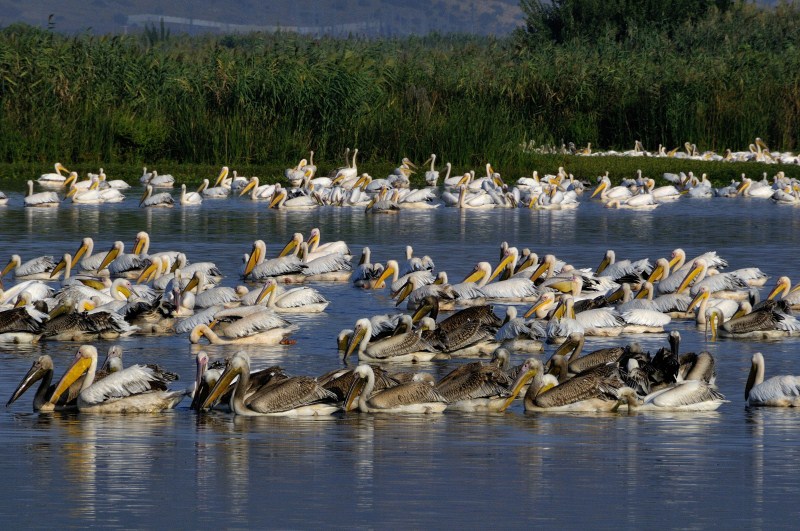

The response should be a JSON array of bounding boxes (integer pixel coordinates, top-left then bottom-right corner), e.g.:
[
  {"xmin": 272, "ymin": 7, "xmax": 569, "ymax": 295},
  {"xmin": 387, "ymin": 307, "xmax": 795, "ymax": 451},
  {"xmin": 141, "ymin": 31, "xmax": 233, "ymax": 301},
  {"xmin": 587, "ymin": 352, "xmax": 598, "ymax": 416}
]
[
  {"xmin": 16, "ymin": 256, "xmax": 56, "ymax": 277},
  {"xmin": 175, "ymin": 305, "xmax": 223, "ymax": 334},
  {"xmin": 369, "ymin": 382, "xmax": 448, "ymax": 408},
  {"xmin": 365, "ymin": 332, "xmax": 435, "ymax": 359},
  {"xmin": 0, "ymin": 306, "xmax": 48, "ymax": 333},
  {"xmin": 496, "ymin": 318, "xmax": 545, "ymax": 340},
  {"xmin": 222, "ymin": 310, "xmax": 295, "ymax": 338},
  {"xmin": 109, "ymin": 254, "xmax": 149, "ymax": 275},
  {"xmin": 195, "ymin": 287, "xmax": 240, "ymax": 308},
  {"xmin": 142, "ymin": 192, "xmax": 174, "ymax": 207},
  {"xmin": 574, "ymin": 308, "xmax": 624, "ymax": 329},
  {"xmin": 480, "ymin": 278, "xmax": 538, "ymax": 299},
  {"xmin": 246, "ymin": 377, "xmax": 335, "ymax": 413},
  {"xmin": 436, "ymin": 367, "xmax": 510, "ymax": 402},
  {"xmin": 692, "ymin": 273, "xmax": 748, "ymax": 295},
  {"xmin": 750, "ymin": 376, "xmax": 800, "ymax": 404},
  {"xmin": 535, "ymin": 365, "xmax": 623, "ymax": 408},
  {"xmin": 26, "ymin": 192, "xmax": 60, "ymax": 205},
  {"xmin": 276, "ymin": 287, "xmax": 328, "ymax": 308},
  {"xmin": 303, "ymin": 253, "xmax": 351, "ymax": 276},
  {"xmin": 79, "ymin": 365, "xmax": 171, "ymax": 405},
  {"xmin": 650, "ymin": 381, "xmax": 725, "ymax": 408},
  {"xmin": 621, "ymin": 309, "xmax": 671, "ymax": 327},
  {"xmin": 391, "ymin": 271, "xmax": 434, "ymax": 293},
  {"xmin": 251, "ymin": 256, "xmax": 305, "ymax": 279}
]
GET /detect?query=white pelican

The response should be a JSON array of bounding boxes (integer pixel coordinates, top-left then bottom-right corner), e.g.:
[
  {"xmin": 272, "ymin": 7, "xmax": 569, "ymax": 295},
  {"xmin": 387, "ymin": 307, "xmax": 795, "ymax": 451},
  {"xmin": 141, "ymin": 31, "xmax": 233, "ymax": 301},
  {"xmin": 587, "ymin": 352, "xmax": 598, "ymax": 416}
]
[
  {"xmin": 41, "ymin": 345, "xmax": 185, "ymax": 413},
  {"xmin": 242, "ymin": 240, "xmax": 305, "ymax": 281},
  {"xmin": 66, "ymin": 177, "xmax": 103, "ymax": 204},
  {"xmin": 146, "ymin": 170, "xmax": 175, "ymax": 188},
  {"xmin": 180, "ymin": 183, "xmax": 203, "ymax": 205},
  {"xmin": 745, "ymin": 352, "xmax": 800, "ymax": 407},
  {"xmin": 140, "ymin": 184, "xmax": 174, "ymax": 208},
  {"xmin": 270, "ymin": 188, "xmax": 319, "ymax": 210},
  {"xmin": 331, "ymin": 148, "xmax": 358, "ymax": 184},
  {"xmin": 687, "ymin": 286, "xmax": 739, "ymax": 326},
  {"xmin": 202, "ymin": 351, "xmax": 338, "ymax": 416},
  {"xmin": 239, "ymin": 177, "xmax": 277, "ymax": 200},
  {"xmin": 183, "ymin": 271, "xmax": 242, "ymax": 309},
  {"xmin": 200, "ymin": 167, "xmax": 231, "ymax": 198},
  {"xmin": 676, "ymin": 258, "xmax": 750, "ymax": 299},
  {"xmin": 98, "ymin": 170, "xmax": 130, "ymax": 190},
  {"xmin": 616, "ymin": 381, "xmax": 726, "ymax": 412},
  {"xmin": 2, "ymin": 254, "xmax": 58, "ymax": 281},
  {"xmin": 344, "ymin": 364, "xmax": 447, "ymax": 413},
  {"xmin": 256, "ymin": 278, "xmax": 329, "ymax": 313},
  {"xmin": 590, "ymin": 173, "xmax": 632, "ymax": 202},
  {"xmin": 189, "ymin": 308, "xmax": 298, "ymax": 345},
  {"xmin": 38, "ymin": 162, "xmax": 72, "ymax": 188},
  {"xmin": 766, "ymin": 276, "xmax": 800, "ymax": 309},
  {"xmin": 738, "ymin": 176, "xmax": 774, "ymax": 198},
  {"xmin": 461, "ymin": 261, "xmax": 538, "ymax": 302},
  {"xmin": 424, "ymin": 154, "xmax": 440, "ymax": 186},
  {"xmin": 372, "ymin": 259, "xmax": 435, "ymax": 293},
  {"xmin": 24, "ymin": 180, "xmax": 60, "ymax": 207}
]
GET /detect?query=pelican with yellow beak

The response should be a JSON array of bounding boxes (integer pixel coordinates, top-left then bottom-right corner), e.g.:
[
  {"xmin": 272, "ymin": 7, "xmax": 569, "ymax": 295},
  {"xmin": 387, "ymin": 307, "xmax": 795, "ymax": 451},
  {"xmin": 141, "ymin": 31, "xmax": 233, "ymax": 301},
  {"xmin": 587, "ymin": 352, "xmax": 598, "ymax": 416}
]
[
  {"xmin": 255, "ymin": 278, "xmax": 329, "ymax": 313},
  {"xmin": 139, "ymin": 184, "xmax": 174, "ymax": 208},
  {"xmin": 2, "ymin": 254, "xmax": 59, "ymax": 281},
  {"xmin": 344, "ymin": 318, "xmax": 439, "ymax": 363},
  {"xmin": 37, "ymin": 162, "xmax": 74, "ymax": 188},
  {"xmin": 239, "ymin": 177, "xmax": 278, "ymax": 200},
  {"xmin": 40, "ymin": 345, "xmax": 185, "ymax": 413},
  {"xmin": 242, "ymin": 240, "xmax": 305, "ymax": 281},
  {"xmin": 201, "ymin": 351, "xmax": 338, "ymax": 416},
  {"xmin": 461, "ymin": 259, "xmax": 538, "ymax": 301},
  {"xmin": 189, "ymin": 307, "xmax": 298, "ymax": 345}
]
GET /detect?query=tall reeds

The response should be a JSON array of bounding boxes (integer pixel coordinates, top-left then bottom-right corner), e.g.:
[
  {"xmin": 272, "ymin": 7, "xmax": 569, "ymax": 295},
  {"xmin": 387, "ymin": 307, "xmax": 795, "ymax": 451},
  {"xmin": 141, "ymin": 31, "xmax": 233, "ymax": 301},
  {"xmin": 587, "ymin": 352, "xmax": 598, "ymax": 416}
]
[{"xmin": 0, "ymin": 2, "xmax": 798, "ymax": 167}]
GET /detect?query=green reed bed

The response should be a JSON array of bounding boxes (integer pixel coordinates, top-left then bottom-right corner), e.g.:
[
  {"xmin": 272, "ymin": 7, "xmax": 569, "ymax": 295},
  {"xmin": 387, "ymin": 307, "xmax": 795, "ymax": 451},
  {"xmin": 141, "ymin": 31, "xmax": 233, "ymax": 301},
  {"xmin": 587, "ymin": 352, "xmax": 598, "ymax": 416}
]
[{"xmin": 0, "ymin": 2, "xmax": 799, "ymax": 172}]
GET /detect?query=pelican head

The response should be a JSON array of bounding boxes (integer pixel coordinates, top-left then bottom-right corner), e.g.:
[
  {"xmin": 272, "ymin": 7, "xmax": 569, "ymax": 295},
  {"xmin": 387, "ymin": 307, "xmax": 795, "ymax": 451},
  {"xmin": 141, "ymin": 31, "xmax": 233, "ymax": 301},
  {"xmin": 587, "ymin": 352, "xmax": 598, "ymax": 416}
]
[
  {"xmin": 677, "ymin": 259, "xmax": 707, "ymax": 294},
  {"xmin": 43, "ymin": 345, "xmax": 98, "ymax": 411},
  {"xmin": 344, "ymin": 364, "xmax": 373, "ymax": 412},
  {"xmin": 201, "ymin": 351, "xmax": 250, "ymax": 409},
  {"xmin": 500, "ymin": 357, "xmax": 541, "ymax": 411},
  {"xmin": 98, "ymin": 241, "xmax": 124, "ymax": 272},
  {"xmin": 0, "ymin": 255, "xmax": 21, "ymax": 279},
  {"xmin": 7, "ymin": 355, "xmax": 54, "ymax": 407},
  {"xmin": 279, "ymin": 233, "xmax": 304, "ymax": 258},
  {"xmin": 767, "ymin": 276, "xmax": 791, "ymax": 300},
  {"xmin": 344, "ymin": 319, "xmax": 371, "ymax": 359}
]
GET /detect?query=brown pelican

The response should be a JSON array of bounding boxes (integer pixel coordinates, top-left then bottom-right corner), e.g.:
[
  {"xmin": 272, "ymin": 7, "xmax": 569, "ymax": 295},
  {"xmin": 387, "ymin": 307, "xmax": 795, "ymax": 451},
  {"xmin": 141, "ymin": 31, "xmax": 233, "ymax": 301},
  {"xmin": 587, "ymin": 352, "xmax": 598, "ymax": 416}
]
[
  {"xmin": 189, "ymin": 307, "xmax": 298, "ymax": 345},
  {"xmin": 707, "ymin": 303, "xmax": 800, "ymax": 340},
  {"xmin": 202, "ymin": 351, "xmax": 338, "ymax": 416},
  {"xmin": 320, "ymin": 364, "xmax": 398, "ymax": 402},
  {"xmin": 2, "ymin": 254, "xmax": 58, "ymax": 281},
  {"xmin": 0, "ymin": 303, "xmax": 49, "ymax": 343},
  {"xmin": 139, "ymin": 184, "xmax": 174, "ymax": 207},
  {"xmin": 255, "ymin": 278, "xmax": 329, "ymax": 313},
  {"xmin": 40, "ymin": 345, "xmax": 184, "ymax": 413},
  {"xmin": 7, "ymin": 355, "xmax": 75, "ymax": 411},
  {"xmin": 508, "ymin": 358, "xmax": 624, "ymax": 412},
  {"xmin": 41, "ymin": 300, "xmax": 139, "ymax": 341},
  {"xmin": 345, "ymin": 317, "xmax": 439, "ymax": 362},
  {"xmin": 344, "ymin": 364, "xmax": 448, "ymax": 413},
  {"xmin": 745, "ymin": 352, "xmax": 800, "ymax": 407},
  {"xmin": 435, "ymin": 361, "xmax": 514, "ymax": 412}
]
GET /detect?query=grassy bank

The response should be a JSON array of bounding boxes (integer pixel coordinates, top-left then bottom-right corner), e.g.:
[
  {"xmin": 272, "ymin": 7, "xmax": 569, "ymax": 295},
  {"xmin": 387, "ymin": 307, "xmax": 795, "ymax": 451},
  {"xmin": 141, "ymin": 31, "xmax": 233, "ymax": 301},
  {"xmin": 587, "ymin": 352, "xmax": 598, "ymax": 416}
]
[{"xmin": 1, "ymin": 3, "xmax": 799, "ymax": 169}]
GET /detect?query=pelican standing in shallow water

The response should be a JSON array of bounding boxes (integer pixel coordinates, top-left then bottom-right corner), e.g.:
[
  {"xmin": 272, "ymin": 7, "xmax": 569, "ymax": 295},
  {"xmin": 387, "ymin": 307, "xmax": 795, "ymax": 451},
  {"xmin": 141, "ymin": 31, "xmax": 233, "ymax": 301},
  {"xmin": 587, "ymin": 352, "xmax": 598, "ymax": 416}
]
[
  {"xmin": 40, "ymin": 345, "xmax": 185, "ymax": 413},
  {"xmin": 202, "ymin": 351, "xmax": 339, "ymax": 416}
]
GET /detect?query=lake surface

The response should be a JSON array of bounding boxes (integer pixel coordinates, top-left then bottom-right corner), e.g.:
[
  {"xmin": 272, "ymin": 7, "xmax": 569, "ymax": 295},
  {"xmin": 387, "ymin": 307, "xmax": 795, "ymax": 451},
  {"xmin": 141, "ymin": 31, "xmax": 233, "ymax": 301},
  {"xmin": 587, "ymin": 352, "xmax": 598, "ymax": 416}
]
[{"xmin": 1, "ymin": 184, "xmax": 800, "ymax": 528}]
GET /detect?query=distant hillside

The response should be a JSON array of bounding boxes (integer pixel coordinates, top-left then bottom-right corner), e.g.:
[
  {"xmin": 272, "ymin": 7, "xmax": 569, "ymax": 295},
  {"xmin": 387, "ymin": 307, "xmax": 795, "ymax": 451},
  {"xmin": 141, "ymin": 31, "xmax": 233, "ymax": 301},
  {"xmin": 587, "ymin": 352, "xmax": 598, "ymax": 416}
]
[{"xmin": 0, "ymin": 0, "xmax": 524, "ymax": 36}]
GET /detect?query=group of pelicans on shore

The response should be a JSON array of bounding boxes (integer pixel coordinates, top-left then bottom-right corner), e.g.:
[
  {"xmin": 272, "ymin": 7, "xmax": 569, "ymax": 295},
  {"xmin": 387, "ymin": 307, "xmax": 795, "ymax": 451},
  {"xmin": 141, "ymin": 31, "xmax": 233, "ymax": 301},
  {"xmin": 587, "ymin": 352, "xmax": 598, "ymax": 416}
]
[
  {"xmin": 12, "ymin": 149, "xmax": 800, "ymax": 212},
  {"xmin": 2, "ymin": 228, "xmax": 800, "ymax": 416}
]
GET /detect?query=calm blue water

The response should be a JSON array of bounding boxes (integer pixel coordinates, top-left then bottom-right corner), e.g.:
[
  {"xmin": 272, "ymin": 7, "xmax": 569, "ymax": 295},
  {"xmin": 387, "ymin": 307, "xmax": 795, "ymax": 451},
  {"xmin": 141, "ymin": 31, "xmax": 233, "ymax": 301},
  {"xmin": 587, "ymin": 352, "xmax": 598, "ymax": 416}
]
[{"xmin": 0, "ymin": 183, "xmax": 799, "ymax": 528}]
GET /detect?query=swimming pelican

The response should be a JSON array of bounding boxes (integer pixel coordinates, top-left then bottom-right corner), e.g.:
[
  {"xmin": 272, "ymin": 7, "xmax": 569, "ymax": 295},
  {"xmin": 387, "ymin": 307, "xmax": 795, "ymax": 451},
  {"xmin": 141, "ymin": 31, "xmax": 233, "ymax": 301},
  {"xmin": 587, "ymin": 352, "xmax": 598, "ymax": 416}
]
[
  {"xmin": 2, "ymin": 254, "xmax": 58, "ymax": 281},
  {"xmin": 344, "ymin": 364, "xmax": 447, "ymax": 414},
  {"xmin": 37, "ymin": 162, "xmax": 72, "ymax": 188},
  {"xmin": 502, "ymin": 358, "xmax": 623, "ymax": 412},
  {"xmin": 40, "ymin": 345, "xmax": 184, "ymax": 413},
  {"xmin": 242, "ymin": 240, "xmax": 305, "ymax": 281},
  {"xmin": 255, "ymin": 278, "xmax": 329, "ymax": 313},
  {"xmin": 345, "ymin": 317, "xmax": 439, "ymax": 362},
  {"xmin": 200, "ymin": 168, "xmax": 231, "ymax": 198},
  {"xmin": 24, "ymin": 180, "xmax": 60, "ymax": 207},
  {"xmin": 239, "ymin": 177, "xmax": 277, "ymax": 200},
  {"xmin": 745, "ymin": 352, "xmax": 800, "ymax": 407},
  {"xmin": 0, "ymin": 303, "xmax": 49, "ymax": 343},
  {"xmin": 676, "ymin": 258, "xmax": 751, "ymax": 299},
  {"xmin": 146, "ymin": 170, "xmax": 175, "ymax": 188},
  {"xmin": 616, "ymin": 380, "xmax": 726, "ymax": 412},
  {"xmin": 180, "ymin": 183, "xmax": 203, "ymax": 205},
  {"xmin": 202, "ymin": 351, "xmax": 338, "ymax": 416},
  {"xmin": 372, "ymin": 259, "xmax": 435, "ymax": 293},
  {"xmin": 461, "ymin": 261, "xmax": 538, "ymax": 302},
  {"xmin": 140, "ymin": 184, "xmax": 174, "ymax": 208},
  {"xmin": 766, "ymin": 276, "xmax": 800, "ymax": 309},
  {"xmin": 189, "ymin": 308, "xmax": 298, "ymax": 345},
  {"xmin": 707, "ymin": 303, "xmax": 800, "ymax": 340},
  {"xmin": 590, "ymin": 173, "xmax": 632, "ymax": 202}
]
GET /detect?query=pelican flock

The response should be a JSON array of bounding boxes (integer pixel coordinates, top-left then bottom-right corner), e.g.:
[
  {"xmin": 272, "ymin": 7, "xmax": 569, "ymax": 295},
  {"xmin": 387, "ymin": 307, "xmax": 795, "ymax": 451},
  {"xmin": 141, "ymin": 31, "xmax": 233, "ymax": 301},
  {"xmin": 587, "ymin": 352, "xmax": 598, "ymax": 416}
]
[{"xmin": 2, "ymin": 151, "xmax": 800, "ymax": 422}]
